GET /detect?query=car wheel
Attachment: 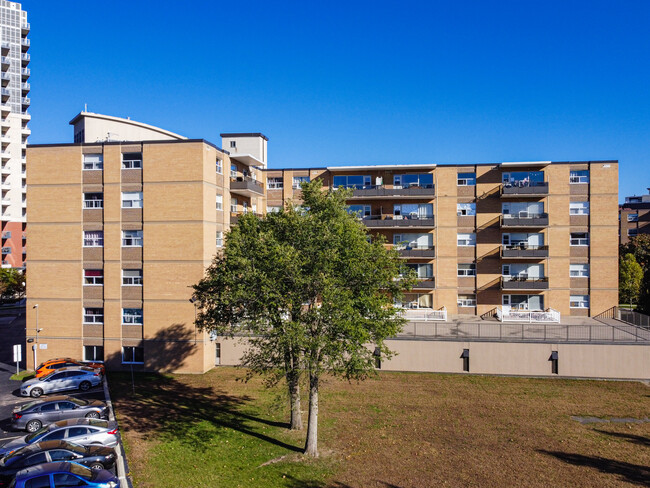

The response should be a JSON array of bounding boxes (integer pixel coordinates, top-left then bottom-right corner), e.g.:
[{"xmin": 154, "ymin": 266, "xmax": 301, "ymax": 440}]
[
  {"xmin": 25, "ymin": 419, "xmax": 42, "ymax": 432},
  {"xmin": 89, "ymin": 462, "xmax": 104, "ymax": 471},
  {"xmin": 79, "ymin": 381, "xmax": 91, "ymax": 392},
  {"xmin": 85, "ymin": 411, "xmax": 100, "ymax": 419},
  {"xmin": 30, "ymin": 387, "xmax": 43, "ymax": 398}
]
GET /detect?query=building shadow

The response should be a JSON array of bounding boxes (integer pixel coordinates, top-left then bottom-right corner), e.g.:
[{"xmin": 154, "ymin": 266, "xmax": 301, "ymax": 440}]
[{"xmin": 538, "ymin": 450, "xmax": 650, "ymax": 486}]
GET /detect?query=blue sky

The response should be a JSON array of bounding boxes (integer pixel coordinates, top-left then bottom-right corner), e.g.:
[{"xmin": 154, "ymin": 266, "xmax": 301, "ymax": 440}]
[{"xmin": 24, "ymin": 0, "xmax": 650, "ymax": 201}]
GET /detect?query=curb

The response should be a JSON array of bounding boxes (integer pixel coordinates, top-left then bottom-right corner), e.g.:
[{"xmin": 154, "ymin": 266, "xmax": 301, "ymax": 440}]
[{"xmin": 102, "ymin": 375, "xmax": 133, "ymax": 488}]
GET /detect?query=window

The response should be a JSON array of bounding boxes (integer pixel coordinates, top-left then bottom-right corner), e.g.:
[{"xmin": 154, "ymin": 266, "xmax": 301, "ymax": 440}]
[
  {"xmin": 231, "ymin": 198, "xmax": 237, "ymax": 213},
  {"xmin": 457, "ymin": 172, "xmax": 476, "ymax": 186},
  {"xmin": 293, "ymin": 176, "xmax": 310, "ymax": 189},
  {"xmin": 570, "ymin": 232, "xmax": 589, "ymax": 246},
  {"xmin": 122, "ymin": 152, "xmax": 142, "ymax": 169},
  {"xmin": 399, "ymin": 293, "xmax": 433, "ymax": 309},
  {"xmin": 267, "ymin": 177, "xmax": 284, "ymax": 189},
  {"xmin": 84, "ymin": 345, "xmax": 103, "ymax": 362},
  {"xmin": 83, "ymin": 269, "xmax": 103, "ymax": 286},
  {"xmin": 82, "ymin": 154, "xmax": 102, "ymax": 170},
  {"xmin": 569, "ymin": 202, "xmax": 589, "ymax": 215},
  {"xmin": 570, "ymin": 170, "xmax": 589, "ymax": 184},
  {"xmin": 216, "ymin": 194, "xmax": 223, "ymax": 211},
  {"xmin": 230, "ymin": 164, "xmax": 237, "ymax": 178},
  {"xmin": 332, "ymin": 175, "xmax": 371, "ymax": 189},
  {"xmin": 457, "ymin": 294, "xmax": 477, "ymax": 307},
  {"xmin": 24, "ymin": 474, "xmax": 50, "ymax": 487},
  {"xmin": 216, "ymin": 159, "xmax": 222, "ymax": 174},
  {"xmin": 122, "ymin": 346, "xmax": 144, "ymax": 364},
  {"xmin": 267, "ymin": 206, "xmax": 282, "ymax": 213},
  {"xmin": 216, "ymin": 231, "xmax": 223, "ymax": 248},
  {"xmin": 83, "ymin": 231, "xmax": 103, "ymax": 247},
  {"xmin": 405, "ymin": 263, "xmax": 433, "ymax": 278},
  {"xmin": 457, "ymin": 203, "xmax": 476, "ymax": 216},
  {"xmin": 570, "ymin": 295, "xmax": 589, "ymax": 308},
  {"xmin": 394, "ymin": 203, "xmax": 433, "ymax": 219},
  {"xmin": 628, "ymin": 228, "xmax": 638, "ymax": 237},
  {"xmin": 393, "ymin": 173, "xmax": 433, "ymax": 189},
  {"xmin": 230, "ymin": 141, "xmax": 236, "ymax": 148},
  {"xmin": 83, "ymin": 308, "xmax": 103, "ymax": 324},
  {"xmin": 242, "ymin": 201, "xmax": 248, "ymax": 213},
  {"xmin": 458, "ymin": 263, "xmax": 476, "ymax": 276},
  {"xmin": 348, "ymin": 205, "xmax": 371, "ymax": 218},
  {"xmin": 628, "ymin": 213, "xmax": 639, "ymax": 222},
  {"xmin": 122, "ymin": 269, "xmax": 142, "ymax": 286},
  {"xmin": 122, "ymin": 230, "xmax": 143, "ymax": 247},
  {"xmin": 457, "ymin": 233, "xmax": 476, "ymax": 246},
  {"xmin": 570, "ymin": 264, "xmax": 589, "ymax": 277},
  {"xmin": 83, "ymin": 193, "xmax": 103, "ymax": 208},
  {"xmin": 502, "ymin": 171, "xmax": 544, "ymax": 187},
  {"xmin": 121, "ymin": 192, "xmax": 143, "ymax": 208},
  {"xmin": 122, "ymin": 308, "xmax": 143, "ymax": 325}
]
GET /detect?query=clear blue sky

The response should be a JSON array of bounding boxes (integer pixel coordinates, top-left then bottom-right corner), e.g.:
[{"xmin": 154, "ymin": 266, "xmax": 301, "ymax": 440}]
[{"xmin": 24, "ymin": 0, "xmax": 650, "ymax": 201}]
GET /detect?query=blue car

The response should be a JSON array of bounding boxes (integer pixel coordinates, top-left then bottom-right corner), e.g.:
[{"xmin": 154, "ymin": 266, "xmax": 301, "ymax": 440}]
[{"xmin": 6, "ymin": 461, "xmax": 119, "ymax": 487}]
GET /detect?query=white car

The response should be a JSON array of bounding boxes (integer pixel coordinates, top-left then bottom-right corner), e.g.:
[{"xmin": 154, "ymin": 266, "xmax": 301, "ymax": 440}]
[{"xmin": 20, "ymin": 367, "xmax": 102, "ymax": 398}]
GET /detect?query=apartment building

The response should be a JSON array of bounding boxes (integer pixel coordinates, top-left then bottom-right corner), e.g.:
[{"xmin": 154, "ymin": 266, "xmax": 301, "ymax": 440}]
[
  {"xmin": 619, "ymin": 189, "xmax": 650, "ymax": 245},
  {"xmin": 0, "ymin": 1, "xmax": 29, "ymax": 268},
  {"xmin": 26, "ymin": 113, "xmax": 620, "ymax": 373}
]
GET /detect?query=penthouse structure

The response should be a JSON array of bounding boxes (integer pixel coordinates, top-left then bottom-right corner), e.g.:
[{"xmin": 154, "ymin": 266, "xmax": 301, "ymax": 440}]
[
  {"xmin": 619, "ymin": 189, "xmax": 650, "ymax": 245},
  {"xmin": 0, "ymin": 1, "xmax": 30, "ymax": 268},
  {"xmin": 26, "ymin": 113, "xmax": 624, "ymax": 375}
]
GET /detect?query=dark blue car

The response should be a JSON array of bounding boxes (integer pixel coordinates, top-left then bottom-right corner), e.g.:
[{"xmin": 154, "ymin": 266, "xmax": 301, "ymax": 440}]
[{"xmin": 6, "ymin": 461, "xmax": 119, "ymax": 487}]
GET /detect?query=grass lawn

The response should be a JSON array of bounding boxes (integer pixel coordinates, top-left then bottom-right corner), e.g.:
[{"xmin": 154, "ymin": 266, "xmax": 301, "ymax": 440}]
[
  {"xmin": 109, "ymin": 368, "xmax": 650, "ymax": 488},
  {"xmin": 9, "ymin": 370, "xmax": 34, "ymax": 381}
]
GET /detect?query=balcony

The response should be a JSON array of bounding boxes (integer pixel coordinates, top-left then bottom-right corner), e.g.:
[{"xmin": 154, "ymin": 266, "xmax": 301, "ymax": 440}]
[
  {"xmin": 21, "ymin": 97, "xmax": 30, "ymax": 106},
  {"xmin": 230, "ymin": 212, "xmax": 262, "ymax": 226},
  {"xmin": 22, "ymin": 82, "xmax": 29, "ymax": 92},
  {"xmin": 21, "ymin": 53, "xmax": 29, "ymax": 63},
  {"xmin": 21, "ymin": 23, "xmax": 30, "ymax": 33},
  {"xmin": 21, "ymin": 38, "xmax": 30, "ymax": 50},
  {"xmin": 411, "ymin": 278, "xmax": 436, "ymax": 289},
  {"xmin": 396, "ymin": 247, "xmax": 436, "ymax": 258},
  {"xmin": 501, "ymin": 213, "xmax": 548, "ymax": 228},
  {"xmin": 501, "ymin": 276, "xmax": 549, "ymax": 290},
  {"xmin": 501, "ymin": 245, "xmax": 549, "ymax": 259},
  {"xmin": 1, "ymin": 88, "xmax": 9, "ymax": 101},
  {"xmin": 501, "ymin": 181, "xmax": 549, "ymax": 198},
  {"xmin": 21, "ymin": 68, "xmax": 30, "ymax": 79},
  {"xmin": 350, "ymin": 184, "xmax": 435, "ymax": 199},
  {"xmin": 229, "ymin": 176, "xmax": 264, "ymax": 197},
  {"xmin": 0, "ymin": 73, "xmax": 9, "ymax": 86},
  {"xmin": 362, "ymin": 215, "xmax": 435, "ymax": 228},
  {"xmin": 0, "ymin": 103, "xmax": 9, "ymax": 115},
  {"xmin": 1, "ymin": 42, "xmax": 8, "ymax": 53},
  {"xmin": 1, "ymin": 57, "xmax": 9, "ymax": 68}
]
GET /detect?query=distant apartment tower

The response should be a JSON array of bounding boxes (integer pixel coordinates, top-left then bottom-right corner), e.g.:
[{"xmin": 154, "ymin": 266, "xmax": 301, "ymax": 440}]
[
  {"xmin": 0, "ymin": 0, "xmax": 29, "ymax": 268},
  {"xmin": 619, "ymin": 189, "xmax": 650, "ymax": 244}
]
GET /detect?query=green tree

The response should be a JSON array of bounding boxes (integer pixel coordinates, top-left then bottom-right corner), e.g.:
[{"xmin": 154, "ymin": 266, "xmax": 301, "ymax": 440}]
[
  {"xmin": 619, "ymin": 253, "xmax": 643, "ymax": 309},
  {"xmin": 620, "ymin": 235, "xmax": 650, "ymax": 313},
  {"xmin": 0, "ymin": 268, "xmax": 25, "ymax": 302},
  {"xmin": 193, "ymin": 180, "xmax": 414, "ymax": 456}
]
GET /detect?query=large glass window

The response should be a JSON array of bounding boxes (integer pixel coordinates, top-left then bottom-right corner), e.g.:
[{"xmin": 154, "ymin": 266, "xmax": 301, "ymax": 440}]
[
  {"xmin": 121, "ymin": 153, "xmax": 142, "ymax": 169},
  {"xmin": 292, "ymin": 176, "xmax": 310, "ymax": 188},
  {"xmin": 570, "ymin": 170, "xmax": 589, "ymax": 184},
  {"xmin": 457, "ymin": 233, "xmax": 476, "ymax": 246},
  {"xmin": 83, "ymin": 308, "xmax": 103, "ymax": 324},
  {"xmin": 569, "ymin": 202, "xmax": 589, "ymax": 215},
  {"xmin": 82, "ymin": 154, "xmax": 103, "ymax": 170},
  {"xmin": 570, "ymin": 264, "xmax": 589, "ymax": 277},
  {"xmin": 333, "ymin": 175, "xmax": 371, "ymax": 189},
  {"xmin": 393, "ymin": 173, "xmax": 433, "ymax": 189},
  {"xmin": 122, "ymin": 308, "xmax": 143, "ymax": 325},
  {"xmin": 457, "ymin": 294, "xmax": 477, "ymax": 307},
  {"xmin": 457, "ymin": 203, "xmax": 476, "ymax": 216},
  {"xmin": 405, "ymin": 263, "xmax": 433, "ymax": 278},
  {"xmin": 502, "ymin": 171, "xmax": 544, "ymax": 187},
  {"xmin": 457, "ymin": 263, "xmax": 476, "ymax": 276},
  {"xmin": 83, "ymin": 193, "xmax": 103, "ymax": 208},
  {"xmin": 122, "ymin": 230, "xmax": 143, "ymax": 247},
  {"xmin": 394, "ymin": 203, "xmax": 433, "ymax": 219},
  {"xmin": 83, "ymin": 269, "xmax": 103, "ymax": 286},
  {"xmin": 121, "ymin": 192, "xmax": 143, "ymax": 208},
  {"xmin": 570, "ymin": 295, "xmax": 589, "ymax": 308},
  {"xmin": 399, "ymin": 293, "xmax": 433, "ymax": 309},
  {"xmin": 122, "ymin": 346, "xmax": 144, "ymax": 364},
  {"xmin": 84, "ymin": 346, "xmax": 104, "ymax": 362},
  {"xmin": 570, "ymin": 232, "xmax": 589, "ymax": 246},
  {"xmin": 267, "ymin": 177, "xmax": 284, "ymax": 189},
  {"xmin": 348, "ymin": 205, "xmax": 371, "ymax": 218},
  {"xmin": 122, "ymin": 269, "xmax": 142, "ymax": 286}
]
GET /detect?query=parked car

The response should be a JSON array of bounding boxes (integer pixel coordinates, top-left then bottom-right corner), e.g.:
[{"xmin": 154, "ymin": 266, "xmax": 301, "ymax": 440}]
[
  {"xmin": 21, "ymin": 367, "xmax": 102, "ymax": 398},
  {"xmin": 11, "ymin": 396, "xmax": 109, "ymax": 432},
  {"xmin": 0, "ymin": 419, "xmax": 119, "ymax": 458},
  {"xmin": 35, "ymin": 358, "xmax": 105, "ymax": 379},
  {"xmin": 5, "ymin": 461, "xmax": 119, "ymax": 488},
  {"xmin": 0, "ymin": 441, "xmax": 116, "ymax": 487}
]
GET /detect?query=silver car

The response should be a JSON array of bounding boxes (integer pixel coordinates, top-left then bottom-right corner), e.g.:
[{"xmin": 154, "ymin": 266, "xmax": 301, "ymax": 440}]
[
  {"xmin": 11, "ymin": 395, "xmax": 109, "ymax": 432},
  {"xmin": 20, "ymin": 367, "xmax": 102, "ymax": 398},
  {"xmin": 0, "ymin": 419, "xmax": 118, "ymax": 457}
]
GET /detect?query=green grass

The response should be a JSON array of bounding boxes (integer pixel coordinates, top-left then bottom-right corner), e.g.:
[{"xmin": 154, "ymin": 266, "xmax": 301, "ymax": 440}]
[{"xmin": 10, "ymin": 370, "xmax": 34, "ymax": 381}]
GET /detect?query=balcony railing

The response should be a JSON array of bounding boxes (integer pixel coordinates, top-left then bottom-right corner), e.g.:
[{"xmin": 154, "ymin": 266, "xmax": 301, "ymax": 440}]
[
  {"xmin": 411, "ymin": 279, "xmax": 436, "ymax": 289},
  {"xmin": 21, "ymin": 68, "xmax": 30, "ymax": 77},
  {"xmin": 230, "ymin": 212, "xmax": 263, "ymax": 225},
  {"xmin": 230, "ymin": 176, "xmax": 264, "ymax": 195},
  {"xmin": 501, "ymin": 276, "xmax": 549, "ymax": 290},
  {"xmin": 21, "ymin": 38, "xmax": 30, "ymax": 48},
  {"xmin": 501, "ymin": 213, "xmax": 548, "ymax": 227},
  {"xmin": 361, "ymin": 214, "xmax": 435, "ymax": 228},
  {"xmin": 395, "ymin": 246, "xmax": 436, "ymax": 258},
  {"xmin": 21, "ymin": 53, "xmax": 30, "ymax": 62},
  {"xmin": 398, "ymin": 307, "xmax": 447, "ymax": 322},
  {"xmin": 501, "ymin": 181, "xmax": 549, "ymax": 197},
  {"xmin": 501, "ymin": 245, "xmax": 549, "ymax": 259},
  {"xmin": 350, "ymin": 184, "xmax": 435, "ymax": 199},
  {"xmin": 21, "ymin": 97, "xmax": 30, "ymax": 106},
  {"xmin": 496, "ymin": 307, "xmax": 560, "ymax": 323}
]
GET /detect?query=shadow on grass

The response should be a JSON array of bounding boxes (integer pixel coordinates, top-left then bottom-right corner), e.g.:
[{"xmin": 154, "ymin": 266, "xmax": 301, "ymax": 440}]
[
  {"xmin": 594, "ymin": 429, "xmax": 650, "ymax": 447},
  {"xmin": 538, "ymin": 450, "xmax": 650, "ymax": 486}
]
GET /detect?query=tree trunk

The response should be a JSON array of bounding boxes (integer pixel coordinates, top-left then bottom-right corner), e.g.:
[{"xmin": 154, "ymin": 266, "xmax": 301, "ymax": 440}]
[
  {"xmin": 304, "ymin": 372, "xmax": 319, "ymax": 457},
  {"xmin": 287, "ymin": 370, "xmax": 303, "ymax": 430}
]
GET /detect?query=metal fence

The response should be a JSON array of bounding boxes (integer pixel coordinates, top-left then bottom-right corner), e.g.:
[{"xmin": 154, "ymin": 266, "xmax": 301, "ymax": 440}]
[
  {"xmin": 618, "ymin": 308, "xmax": 650, "ymax": 330},
  {"xmin": 395, "ymin": 321, "xmax": 650, "ymax": 343}
]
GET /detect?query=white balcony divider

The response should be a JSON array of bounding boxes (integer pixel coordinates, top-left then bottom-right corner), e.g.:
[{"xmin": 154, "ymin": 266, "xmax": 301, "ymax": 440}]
[{"xmin": 497, "ymin": 307, "xmax": 560, "ymax": 323}]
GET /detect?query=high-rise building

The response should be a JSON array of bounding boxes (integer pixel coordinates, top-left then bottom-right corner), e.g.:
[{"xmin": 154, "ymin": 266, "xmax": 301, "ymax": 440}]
[
  {"xmin": 619, "ymin": 189, "xmax": 650, "ymax": 244},
  {"xmin": 27, "ymin": 113, "xmax": 628, "ymax": 376},
  {"xmin": 0, "ymin": 0, "xmax": 29, "ymax": 269}
]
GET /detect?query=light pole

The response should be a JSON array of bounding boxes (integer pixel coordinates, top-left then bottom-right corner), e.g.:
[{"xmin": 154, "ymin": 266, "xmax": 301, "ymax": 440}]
[
  {"xmin": 189, "ymin": 298, "xmax": 197, "ymax": 342},
  {"xmin": 29, "ymin": 304, "xmax": 42, "ymax": 370}
]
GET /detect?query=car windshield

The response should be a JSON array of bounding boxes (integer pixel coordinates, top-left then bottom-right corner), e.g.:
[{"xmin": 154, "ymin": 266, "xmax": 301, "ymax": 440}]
[
  {"xmin": 60, "ymin": 441, "xmax": 87, "ymax": 455},
  {"xmin": 69, "ymin": 462, "xmax": 97, "ymax": 480},
  {"xmin": 69, "ymin": 397, "xmax": 88, "ymax": 407},
  {"xmin": 24, "ymin": 425, "xmax": 49, "ymax": 442},
  {"xmin": 87, "ymin": 419, "xmax": 108, "ymax": 428},
  {"xmin": 18, "ymin": 401, "xmax": 38, "ymax": 411},
  {"xmin": 35, "ymin": 363, "xmax": 44, "ymax": 370}
]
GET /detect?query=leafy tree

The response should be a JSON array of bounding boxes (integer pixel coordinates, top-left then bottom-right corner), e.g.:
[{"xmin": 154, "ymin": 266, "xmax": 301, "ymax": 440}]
[
  {"xmin": 619, "ymin": 253, "xmax": 643, "ymax": 309},
  {"xmin": 193, "ymin": 180, "xmax": 414, "ymax": 455},
  {"xmin": 0, "ymin": 268, "xmax": 25, "ymax": 302},
  {"xmin": 620, "ymin": 235, "xmax": 650, "ymax": 313}
]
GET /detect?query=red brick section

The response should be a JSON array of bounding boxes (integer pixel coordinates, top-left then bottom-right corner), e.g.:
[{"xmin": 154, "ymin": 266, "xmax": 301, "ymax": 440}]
[{"xmin": 0, "ymin": 221, "xmax": 25, "ymax": 268}]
